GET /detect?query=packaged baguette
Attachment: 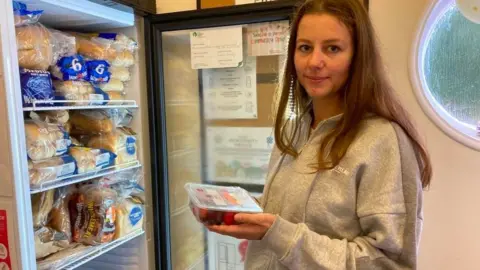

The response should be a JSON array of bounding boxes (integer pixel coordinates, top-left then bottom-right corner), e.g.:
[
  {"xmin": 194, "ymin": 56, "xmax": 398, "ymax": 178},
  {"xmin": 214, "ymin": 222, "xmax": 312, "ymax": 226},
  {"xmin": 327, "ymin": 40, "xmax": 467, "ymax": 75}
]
[
  {"xmin": 87, "ymin": 127, "xmax": 137, "ymax": 165},
  {"xmin": 28, "ymin": 155, "xmax": 77, "ymax": 186},
  {"xmin": 47, "ymin": 187, "xmax": 73, "ymax": 243},
  {"xmin": 69, "ymin": 146, "xmax": 116, "ymax": 173},
  {"xmin": 25, "ymin": 120, "xmax": 72, "ymax": 161},
  {"xmin": 16, "ymin": 23, "xmax": 53, "ymax": 70}
]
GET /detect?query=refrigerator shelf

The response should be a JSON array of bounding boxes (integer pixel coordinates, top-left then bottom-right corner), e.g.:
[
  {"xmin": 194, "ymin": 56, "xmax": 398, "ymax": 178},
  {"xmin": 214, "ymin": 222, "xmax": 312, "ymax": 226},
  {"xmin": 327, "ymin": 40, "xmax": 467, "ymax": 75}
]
[
  {"xmin": 50, "ymin": 229, "xmax": 145, "ymax": 270},
  {"xmin": 30, "ymin": 161, "xmax": 142, "ymax": 194},
  {"xmin": 23, "ymin": 100, "xmax": 138, "ymax": 112},
  {"xmin": 20, "ymin": 0, "xmax": 134, "ymax": 31}
]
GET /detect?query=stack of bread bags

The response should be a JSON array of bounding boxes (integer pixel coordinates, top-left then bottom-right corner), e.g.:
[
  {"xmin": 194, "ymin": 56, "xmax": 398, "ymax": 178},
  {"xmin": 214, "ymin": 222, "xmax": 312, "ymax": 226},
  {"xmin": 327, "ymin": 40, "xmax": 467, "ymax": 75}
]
[{"xmin": 73, "ymin": 32, "xmax": 138, "ymax": 105}]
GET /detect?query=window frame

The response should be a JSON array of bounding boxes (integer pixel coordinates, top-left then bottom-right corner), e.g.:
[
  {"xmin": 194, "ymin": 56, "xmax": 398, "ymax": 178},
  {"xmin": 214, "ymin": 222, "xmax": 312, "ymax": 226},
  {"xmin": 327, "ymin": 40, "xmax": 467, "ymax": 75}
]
[{"xmin": 409, "ymin": 0, "xmax": 480, "ymax": 150}]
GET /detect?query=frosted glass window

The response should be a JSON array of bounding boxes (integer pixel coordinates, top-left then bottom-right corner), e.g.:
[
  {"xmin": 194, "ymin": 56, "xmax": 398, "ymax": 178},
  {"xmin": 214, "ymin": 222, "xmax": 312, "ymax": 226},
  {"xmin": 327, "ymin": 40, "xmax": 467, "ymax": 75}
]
[{"xmin": 424, "ymin": 6, "xmax": 480, "ymax": 127}]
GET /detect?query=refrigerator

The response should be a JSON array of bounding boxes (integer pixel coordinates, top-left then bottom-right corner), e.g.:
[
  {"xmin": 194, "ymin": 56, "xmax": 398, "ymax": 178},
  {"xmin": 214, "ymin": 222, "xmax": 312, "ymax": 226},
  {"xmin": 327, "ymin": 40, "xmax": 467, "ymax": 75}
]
[{"xmin": 0, "ymin": 0, "xmax": 296, "ymax": 269}]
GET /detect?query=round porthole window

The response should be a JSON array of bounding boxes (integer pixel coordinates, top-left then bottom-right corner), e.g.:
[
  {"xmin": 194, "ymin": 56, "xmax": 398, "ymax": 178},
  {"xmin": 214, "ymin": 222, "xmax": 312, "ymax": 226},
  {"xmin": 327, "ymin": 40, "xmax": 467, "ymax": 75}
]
[{"xmin": 411, "ymin": 0, "xmax": 480, "ymax": 150}]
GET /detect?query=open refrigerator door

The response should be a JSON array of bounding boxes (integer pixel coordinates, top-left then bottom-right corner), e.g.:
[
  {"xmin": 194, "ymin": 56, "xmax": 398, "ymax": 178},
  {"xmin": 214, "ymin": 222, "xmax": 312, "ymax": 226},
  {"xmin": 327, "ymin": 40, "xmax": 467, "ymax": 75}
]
[{"xmin": 0, "ymin": 0, "xmax": 153, "ymax": 269}]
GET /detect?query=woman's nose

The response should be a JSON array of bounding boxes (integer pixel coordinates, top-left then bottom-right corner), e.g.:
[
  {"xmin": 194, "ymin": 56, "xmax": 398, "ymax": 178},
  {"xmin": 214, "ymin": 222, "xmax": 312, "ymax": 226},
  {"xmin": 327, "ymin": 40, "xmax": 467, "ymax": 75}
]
[{"xmin": 307, "ymin": 48, "xmax": 326, "ymax": 69}]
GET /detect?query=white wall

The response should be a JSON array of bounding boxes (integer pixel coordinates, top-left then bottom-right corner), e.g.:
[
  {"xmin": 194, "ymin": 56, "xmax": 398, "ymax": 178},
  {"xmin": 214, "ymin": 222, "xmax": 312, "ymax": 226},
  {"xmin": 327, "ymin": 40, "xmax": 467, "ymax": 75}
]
[{"xmin": 371, "ymin": 1, "xmax": 480, "ymax": 269}]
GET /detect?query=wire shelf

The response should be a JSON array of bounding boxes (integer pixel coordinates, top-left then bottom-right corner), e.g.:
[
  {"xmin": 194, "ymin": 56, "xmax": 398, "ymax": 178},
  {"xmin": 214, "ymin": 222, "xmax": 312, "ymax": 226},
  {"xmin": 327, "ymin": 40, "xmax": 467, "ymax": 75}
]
[
  {"xmin": 23, "ymin": 100, "xmax": 138, "ymax": 111},
  {"xmin": 30, "ymin": 161, "xmax": 142, "ymax": 194},
  {"xmin": 47, "ymin": 229, "xmax": 145, "ymax": 270}
]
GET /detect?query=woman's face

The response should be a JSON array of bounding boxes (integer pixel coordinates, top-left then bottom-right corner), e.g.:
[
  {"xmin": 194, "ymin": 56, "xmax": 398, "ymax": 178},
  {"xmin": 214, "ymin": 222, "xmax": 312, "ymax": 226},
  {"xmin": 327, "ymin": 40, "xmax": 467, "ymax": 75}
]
[{"xmin": 294, "ymin": 14, "xmax": 354, "ymax": 100}]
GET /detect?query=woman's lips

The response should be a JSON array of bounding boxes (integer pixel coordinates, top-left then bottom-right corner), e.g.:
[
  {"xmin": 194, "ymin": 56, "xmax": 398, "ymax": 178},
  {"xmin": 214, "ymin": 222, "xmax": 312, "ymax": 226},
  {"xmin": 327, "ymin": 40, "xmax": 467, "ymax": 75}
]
[{"xmin": 305, "ymin": 75, "xmax": 329, "ymax": 83}]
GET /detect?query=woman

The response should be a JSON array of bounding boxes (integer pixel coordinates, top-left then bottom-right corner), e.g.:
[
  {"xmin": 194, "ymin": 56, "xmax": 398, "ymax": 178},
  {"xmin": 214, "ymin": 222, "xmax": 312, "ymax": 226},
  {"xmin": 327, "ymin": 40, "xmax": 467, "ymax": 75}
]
[{"xmin": 205, "ymin": 0, "xmax": 432, "ymax": 269}]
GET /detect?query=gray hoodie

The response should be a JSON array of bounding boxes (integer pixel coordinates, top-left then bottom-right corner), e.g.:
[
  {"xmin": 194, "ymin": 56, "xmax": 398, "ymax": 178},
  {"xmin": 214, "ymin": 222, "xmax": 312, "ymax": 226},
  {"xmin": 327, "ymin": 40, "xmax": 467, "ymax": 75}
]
[{"xmin": 244, "ymin": 113, "xmax": 424, "ymax": 270}]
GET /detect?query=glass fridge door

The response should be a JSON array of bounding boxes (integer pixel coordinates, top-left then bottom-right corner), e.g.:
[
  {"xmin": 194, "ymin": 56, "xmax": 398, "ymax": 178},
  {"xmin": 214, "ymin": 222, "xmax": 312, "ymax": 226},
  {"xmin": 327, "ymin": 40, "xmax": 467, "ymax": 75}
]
[{"xmin": 146, "ymin": 3, "xmax": 294, "ymax": 269}]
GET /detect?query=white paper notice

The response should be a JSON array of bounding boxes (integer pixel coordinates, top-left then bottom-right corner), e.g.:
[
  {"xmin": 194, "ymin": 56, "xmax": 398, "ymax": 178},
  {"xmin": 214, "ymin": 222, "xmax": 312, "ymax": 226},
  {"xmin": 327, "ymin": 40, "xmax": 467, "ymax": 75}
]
[
  {"xmin": 247, "ymin": 21, "xmax": 290, "ymax": 56},
  {"xmin": 202, "ymin": 56, "xmax": 257, "ymax": 119},
  {"xmin": 190, "ymin": 26, "xmax": 243, "ymax": 69},
  {"xmin": 206, "ymin": 127, "xmax": 274, "ymax": 185}
]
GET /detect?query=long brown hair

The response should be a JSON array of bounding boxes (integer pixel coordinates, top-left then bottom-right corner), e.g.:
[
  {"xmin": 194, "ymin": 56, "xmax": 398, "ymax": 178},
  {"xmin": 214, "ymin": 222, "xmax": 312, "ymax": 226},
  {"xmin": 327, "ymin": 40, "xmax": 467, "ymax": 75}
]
[{"xmin": 274, "ymin": 0, "xmax": 432, "ymax": 188}]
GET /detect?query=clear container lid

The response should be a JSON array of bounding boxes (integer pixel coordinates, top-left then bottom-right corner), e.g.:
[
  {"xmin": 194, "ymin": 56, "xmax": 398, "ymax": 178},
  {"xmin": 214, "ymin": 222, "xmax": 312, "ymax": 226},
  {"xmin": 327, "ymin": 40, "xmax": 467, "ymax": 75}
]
[{"xmin": 184, "ymin": 183, "xmax": 263, "ymax": 213}]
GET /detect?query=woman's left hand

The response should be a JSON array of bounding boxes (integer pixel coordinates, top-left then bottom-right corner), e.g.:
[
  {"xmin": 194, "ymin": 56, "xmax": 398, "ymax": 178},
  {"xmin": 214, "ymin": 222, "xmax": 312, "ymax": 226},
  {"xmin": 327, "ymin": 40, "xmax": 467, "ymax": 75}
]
[{"xmin": 207, "ymin": 213, "xmax": 277, "ymax": 240}]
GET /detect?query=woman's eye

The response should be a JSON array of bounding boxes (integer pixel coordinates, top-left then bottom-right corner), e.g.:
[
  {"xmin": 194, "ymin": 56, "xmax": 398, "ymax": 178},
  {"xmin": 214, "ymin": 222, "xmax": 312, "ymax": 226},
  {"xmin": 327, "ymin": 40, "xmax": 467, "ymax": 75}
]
[
  {"xmin": 298, "ymin": 44, "xmax": 311, "ymax": 52},
  {"xmin": 327, "ymin": 45, "xmax": 341, "ymax": 53}
]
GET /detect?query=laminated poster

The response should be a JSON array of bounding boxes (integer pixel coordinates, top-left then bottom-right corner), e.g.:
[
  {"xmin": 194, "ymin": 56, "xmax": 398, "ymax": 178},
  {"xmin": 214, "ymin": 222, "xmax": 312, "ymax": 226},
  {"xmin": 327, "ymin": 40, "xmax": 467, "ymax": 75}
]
[
  {"xmin": 206, "ymin": 127, "xmax": 274, "ymax": 185},
  {"xmin": 190, "ymin": 26, "xmax": 243, "ymax": 69},
  {"xmin": 247, "ymin": 21, "xmax": 290, "ymax": 56},
  {"xmin": 202, "ymin": 56, "xmax": 258, "ymax": 119}
]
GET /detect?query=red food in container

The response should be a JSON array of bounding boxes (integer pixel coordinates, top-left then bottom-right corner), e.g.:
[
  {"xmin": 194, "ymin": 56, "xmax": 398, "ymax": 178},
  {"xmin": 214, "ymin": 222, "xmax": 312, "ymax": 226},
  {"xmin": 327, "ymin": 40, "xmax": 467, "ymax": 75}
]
[{"xmin": 185, "ymin": 183, "xmax": 262, "ymax": 225}]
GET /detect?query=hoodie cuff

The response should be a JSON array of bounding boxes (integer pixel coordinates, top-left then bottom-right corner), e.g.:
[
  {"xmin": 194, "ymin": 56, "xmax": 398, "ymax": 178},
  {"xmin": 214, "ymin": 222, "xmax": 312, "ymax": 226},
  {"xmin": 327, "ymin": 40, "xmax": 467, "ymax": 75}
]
[{"xmin": 262, "ymin": 215, "xmax": 298, "ymax": 260}]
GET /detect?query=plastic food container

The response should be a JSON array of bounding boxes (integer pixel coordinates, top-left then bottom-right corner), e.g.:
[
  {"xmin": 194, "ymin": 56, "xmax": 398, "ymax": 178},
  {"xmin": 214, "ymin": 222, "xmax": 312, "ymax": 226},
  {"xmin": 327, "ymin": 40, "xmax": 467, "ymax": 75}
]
[{"xmin": 185, "ymin": 183, "xmax": 262, "ymax": 225}]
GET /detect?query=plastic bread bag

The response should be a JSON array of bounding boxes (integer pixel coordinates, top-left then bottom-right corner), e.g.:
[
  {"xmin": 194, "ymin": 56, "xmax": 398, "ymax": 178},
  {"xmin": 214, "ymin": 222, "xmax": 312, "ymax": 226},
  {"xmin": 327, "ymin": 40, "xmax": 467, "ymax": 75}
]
[
  {"xmin": 93, "ymin": 33, "xmax": 138, "ymax": 53},
  {"xmin": 37, "ymin": 244, "xmax": 91, "ymax": 270},
  {"xmin": 49, "ymin": 29, "xmax": 77, "ymax": 64},
  {"xmin": 107, "ymin": 50, "xmax": 135, "ymax": 68},
  {"xmin": 110, "ymin": 66, "xmax": 130, "ymax": 82},
  {"xmin": 70, "ymin": 184, "xmax": 117, "ymax": 245},
  {"xmin": 50, "ymin": 54, "xmax": 87, "ymax": 81},
  {"xmin": 31, "ymin": 189, "xmax": 55, "ymax": 228},
  {"xmin": 16, "ymin": 23, "xmax": 53, "ymax": 70},
  {"xmin": 34, "ymin": 226, "xmax": 70, "ymax": 259},
  {"xmin": 100, "ymin": 169, "xmax": 143, "ymax": 197},
  {"xmin": 69, "ymin": 146, "xmax": 117, "ymax": 174},
  {"xmin": 69, "ymin": 109, "xmax": 124, "ymax": 135},
  {"xmin": 13, "ymin": 1, "xmax": 43, "ymax": 27},
  {"xmin": 72, "ymin": 33, "xmax": 116, "ymax": 60},
  {"xmin": 28, "ymin": 155, "xmax": 77, "ymax": 186},
  {"xmin": 47, "ymin": 187, "xmax": 73, "ymax": 243},
  {"xmin": 85, "ymin": 59, "xmax": 111, "ymax": 83},
  {"xmin": 105, "ymin": 91, "xmax": 125, "ymax": 105},
  {"xmin": 94, "ymin": 78, "xmax": 124, "ymax": 92},
  {"xmin": 24, "ymin": 120, "xmax": 72, "ymax": 161},
  {"xmin": 87, "ymin": 127, "xmax": 137, "ymax": 165},
  {"xmin": 53, "ymin": 81, "xmax": 109, "ymax": 106},
  {"xmin": 114, "ymin": 196, "xmax": 144, "ymax": 240},
  {"xmin": 30, "ymin": 110, "xmax": 69, "ymax": 126},
  {"xmin": 20, "ymin": 68, "xmax": 54, "ymax": 108}
]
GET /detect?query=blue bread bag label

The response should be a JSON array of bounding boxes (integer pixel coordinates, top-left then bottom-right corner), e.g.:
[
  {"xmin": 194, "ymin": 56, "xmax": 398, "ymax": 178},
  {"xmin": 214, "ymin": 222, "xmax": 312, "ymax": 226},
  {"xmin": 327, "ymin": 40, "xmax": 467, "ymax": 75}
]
[
  {"xmin": 58, "ymin": 155, "xmax": 78, "ymax": 177},
  {"xmin": 20, "ymin": 68, "xmax": 54, "ymax": 107},
  {"xmin": 86, "ymin": 60, "xmax": 111, "ymax": 83},
  {"xmin": 126, "ymin": 136, "xmax": 136, "ymax": 156},
  {"xmin": 52, "ymin": 55, "xmax": 87, "ymax": 81},
  {"xmin": 129, "ymin": 206, "xmax": 143, "ymax": 226},
  {"xmin": 95, "ymin": 149, "xmax": 117, "ymax": 169}
]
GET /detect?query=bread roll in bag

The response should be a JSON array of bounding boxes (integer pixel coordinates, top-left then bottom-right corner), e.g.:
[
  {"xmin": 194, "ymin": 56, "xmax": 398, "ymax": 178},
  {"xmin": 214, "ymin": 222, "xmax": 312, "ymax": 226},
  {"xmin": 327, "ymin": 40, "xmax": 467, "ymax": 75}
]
[
  {"xmin": 69, "ymin": 110, "xmax": 116, "ymax": 134},
  {"xmin": 74, "ymin": 34, "xmax": 116, "ymax": 60},
  {"xmin": 87, "ymin": 127, "xmax": 137, "ymax": 165},
  {"xmin": 110, "ymin": 66, "xmax": 130, "ymax": 82},
  {"xmin": 16, "ymin": 23, "xmax": 53, "ymax": 70},
  {"xmin": 95, "ymin": 78, "xmax": 124, "ymax": 92},
  {"xmin": 30, "ymin": 110, "xmax": 70, "ymax": 126},
  {"xmin": 28, "ymin": 155, "xmax": 77, "ymax": 186},
  {"xmin": 25, "ymin": 121, "xmax": 72, "ymax": 161},
  {"xmin": 69, "ymin": 147, "xmax": 116, "ymax": 173},
  {"xmin": 107, "ymin": 50, "xmax": 134, "ymax": 68}
]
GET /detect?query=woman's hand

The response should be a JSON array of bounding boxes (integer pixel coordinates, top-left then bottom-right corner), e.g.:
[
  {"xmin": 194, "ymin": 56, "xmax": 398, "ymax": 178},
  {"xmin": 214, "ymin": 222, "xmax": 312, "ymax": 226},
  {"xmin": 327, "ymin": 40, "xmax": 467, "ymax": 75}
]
[{"xmin": 207, "ymin": 213, "xmax": 277, "ymax": 240}]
